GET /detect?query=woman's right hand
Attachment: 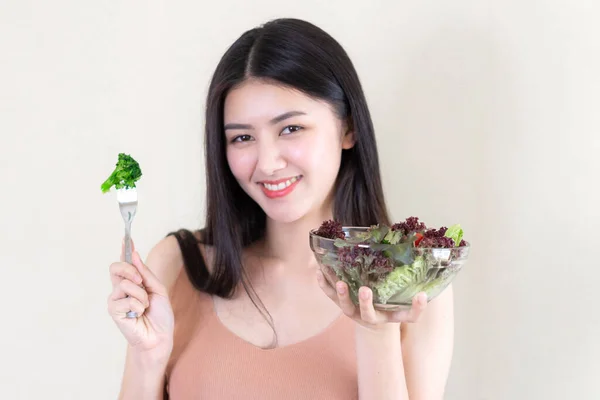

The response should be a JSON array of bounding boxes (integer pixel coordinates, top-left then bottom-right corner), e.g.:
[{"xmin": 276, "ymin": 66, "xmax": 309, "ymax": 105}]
[{"xmin": 107, "ymin": 240, "xmax": 175, "ymax": 360}]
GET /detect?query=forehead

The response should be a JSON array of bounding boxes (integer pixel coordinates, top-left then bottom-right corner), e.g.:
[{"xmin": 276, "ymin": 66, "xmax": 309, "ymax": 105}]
[{"xmin": 223, "ymin": 79, "xmax": 334, "ymax": 123}]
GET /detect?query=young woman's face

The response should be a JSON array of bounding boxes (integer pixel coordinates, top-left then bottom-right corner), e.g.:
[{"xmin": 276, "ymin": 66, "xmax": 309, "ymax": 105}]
[{"xmin": 224, "ymin": 79, "xmax": 354, "ymax": 223}]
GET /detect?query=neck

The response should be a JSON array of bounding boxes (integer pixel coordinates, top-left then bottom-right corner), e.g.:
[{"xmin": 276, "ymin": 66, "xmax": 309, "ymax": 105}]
[{"xmin": 261, "ymin": 207, "xmax": 333, "ymax": 268}]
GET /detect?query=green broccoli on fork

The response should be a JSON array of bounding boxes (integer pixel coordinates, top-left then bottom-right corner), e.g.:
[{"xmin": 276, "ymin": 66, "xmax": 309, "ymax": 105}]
[{"xmin": 101, "ymin": 153, "xmax": 142, "ymax": 193}]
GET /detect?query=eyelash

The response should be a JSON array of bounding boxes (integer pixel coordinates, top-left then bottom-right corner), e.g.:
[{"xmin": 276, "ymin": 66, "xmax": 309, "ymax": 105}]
[
  {"xmin": 230, "ymin": 125, "xmax": 304, "ymax": 143},
  {"xmin": 231, "ymin": 134, "xmax": 252, "ymax": 143},
  {"xmin": 281, "ymin": 125, "xmax": 303, "ymax": 135}
]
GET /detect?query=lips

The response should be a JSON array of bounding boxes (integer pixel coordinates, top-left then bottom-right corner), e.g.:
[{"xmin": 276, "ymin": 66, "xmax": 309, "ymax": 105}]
[{"xmin": 258, "ymin": 175, "xmax": 302, "ymax": 199}]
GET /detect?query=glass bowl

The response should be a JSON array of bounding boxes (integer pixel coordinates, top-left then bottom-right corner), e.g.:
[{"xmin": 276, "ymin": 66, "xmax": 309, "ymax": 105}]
[{"xmin": 309, "ymin": 226, "xmax": 470, "ymax": 310}]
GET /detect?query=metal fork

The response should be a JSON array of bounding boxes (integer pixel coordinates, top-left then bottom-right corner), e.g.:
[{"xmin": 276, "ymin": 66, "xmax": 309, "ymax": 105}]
[{"xmin": 117, "ymin": 188, "xmax": 140, "ymax": 319}]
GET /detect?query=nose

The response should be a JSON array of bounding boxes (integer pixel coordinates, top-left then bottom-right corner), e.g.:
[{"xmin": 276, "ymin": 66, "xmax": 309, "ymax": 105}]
[{"xmin": 256, "ymin": 137, "xmax": 287, "ymax": 176}]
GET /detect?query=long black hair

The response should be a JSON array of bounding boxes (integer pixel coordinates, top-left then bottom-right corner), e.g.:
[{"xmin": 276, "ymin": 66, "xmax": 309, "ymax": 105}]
[{"xmin": 169, "ymin": 18, "xmax": 391, "ymax": 337}]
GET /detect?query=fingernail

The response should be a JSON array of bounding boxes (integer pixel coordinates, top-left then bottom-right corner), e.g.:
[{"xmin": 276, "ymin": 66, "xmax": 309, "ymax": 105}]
[
  {"xmin": 337, "ymin": 284, "xmax": 345, "ymax": 295},
  {"xmin": 361, "ymin": 289, "xmax": 370, "ymax": 300}
]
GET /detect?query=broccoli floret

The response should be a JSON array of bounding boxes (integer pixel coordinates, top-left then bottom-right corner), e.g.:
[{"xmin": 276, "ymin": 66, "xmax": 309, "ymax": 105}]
[{"xmin": 101, "ymin": 153, "xmax": 142, "ymax": 193}]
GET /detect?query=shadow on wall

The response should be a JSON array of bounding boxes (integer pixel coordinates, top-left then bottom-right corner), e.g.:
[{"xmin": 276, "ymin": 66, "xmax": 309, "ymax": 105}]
[{"xmin": 376, "ymin": 23, "xmax": 517, "ymax": 400}]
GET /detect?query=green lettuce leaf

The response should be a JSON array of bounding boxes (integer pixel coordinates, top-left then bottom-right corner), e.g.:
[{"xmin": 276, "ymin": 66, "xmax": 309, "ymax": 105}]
[
  {"xmin": 444, "ymin": 224, "xmax": 464, "ymax": 247},
  {"xmin": 365, "ymin": 224, "xmax": 389, "ymax": 243},
  {"xmin": 382, "ymin": 229, "xmax": 403, "ymax": 245},
  {"xmin": 374, "ymin": 256, "xmax": 427, "ymax": 303}
]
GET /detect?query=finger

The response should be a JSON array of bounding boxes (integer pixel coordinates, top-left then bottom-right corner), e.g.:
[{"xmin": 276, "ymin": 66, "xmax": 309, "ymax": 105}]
[
  {"xmin": 335, "ymin": 281, "xmax": 356, "ymax": 317},
  {"xmin": 111, "ymin": 279, "xmax": 149, "ymax": 307},
  {"xmin": 110, "ymin": 297, "xmax": 146, "ymax": 317},
  {"xmin": 316, "ymin": 270, "xmax": 337, "ymax": 301},
  {"xmin": 358, "ymin": 287, "xmax": 378, "ymax": 324},
  {"xmin": 391, "ymin": 292, "xmax": 427, "ymax": 323},
  {"xmin": 109, "ymin": 262, "xmax": 143, "ymax": 287},
  {"xmin": 407, "ymin": 292, "xmax": 428, "ymax": 322},
  {"xmin": 108, "ymin": 284, "xmax": 126, "ymax": 302},
  {"xmin": 107, "ymin": 280, "xmax": 143, "ymax": 302},
  {"xmin": 132, "ymin": 251, "xmax": 167, "ymax": 296},
  {"xmin": 120, "ymin": 238, "xmax": 136, "ymax": 262}
]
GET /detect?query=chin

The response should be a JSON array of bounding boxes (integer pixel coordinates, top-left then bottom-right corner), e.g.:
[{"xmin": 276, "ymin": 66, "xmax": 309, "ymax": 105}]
[{"xmin": 262, "ymin": 203, "xmax": 311, "ymax": 224}]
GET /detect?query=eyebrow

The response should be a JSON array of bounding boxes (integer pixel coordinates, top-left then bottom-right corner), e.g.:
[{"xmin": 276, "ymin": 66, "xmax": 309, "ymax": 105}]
[{"xmin": 223, "ymin": 110, "xmax": 307, "ymax": 130}]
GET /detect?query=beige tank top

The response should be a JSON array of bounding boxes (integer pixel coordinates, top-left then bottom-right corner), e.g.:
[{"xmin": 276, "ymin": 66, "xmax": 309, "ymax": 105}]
[{"xmin": 164, "ymin": 266, "xmax": 359, "ymax": 399}]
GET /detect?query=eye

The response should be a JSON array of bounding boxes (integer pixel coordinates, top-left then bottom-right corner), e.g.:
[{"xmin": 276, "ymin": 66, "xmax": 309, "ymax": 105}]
[
  {"xmin": 280, "ymin": 125, "xmax": 303, "ymax": 135},
  {"xmin": 231, "ymin": 134, "xmax": 253, "ymax": 143}
]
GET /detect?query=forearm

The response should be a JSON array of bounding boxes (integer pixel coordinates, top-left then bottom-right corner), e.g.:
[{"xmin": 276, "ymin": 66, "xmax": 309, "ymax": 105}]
[
  {"xmin": 355, "ymin": 323, "xmax": 408, "ymax": 400},
  {"xmin": 118, "ymin": 347, "xmax": 170, "ymax": 400}
]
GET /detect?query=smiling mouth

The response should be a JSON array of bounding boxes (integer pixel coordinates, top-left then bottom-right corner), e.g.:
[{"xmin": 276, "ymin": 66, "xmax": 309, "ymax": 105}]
[{"xmin": 258, "ymin": 175, "xmax": 302, "ymax": 198}]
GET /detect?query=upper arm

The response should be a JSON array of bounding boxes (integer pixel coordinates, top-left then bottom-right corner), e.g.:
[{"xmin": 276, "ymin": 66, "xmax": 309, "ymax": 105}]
[{"xmin": 400, "ymin": 285, "xmax": 455, "ymax": 400}]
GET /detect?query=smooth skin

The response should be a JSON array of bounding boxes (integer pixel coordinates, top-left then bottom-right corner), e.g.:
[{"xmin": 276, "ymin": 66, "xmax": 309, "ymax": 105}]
[{"xmin": 108, "ymin": 80, "xmax": 454, "ymax": 400}]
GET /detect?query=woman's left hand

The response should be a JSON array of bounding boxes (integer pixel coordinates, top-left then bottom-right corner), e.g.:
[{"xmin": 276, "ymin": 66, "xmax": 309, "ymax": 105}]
[{"xmin": 316, "ymin": 270, "xmax": 428, "ymax": 329}]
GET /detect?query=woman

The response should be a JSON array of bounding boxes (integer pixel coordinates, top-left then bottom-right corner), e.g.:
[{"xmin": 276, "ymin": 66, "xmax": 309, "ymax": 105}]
[{"xmin": 107, "ymin": 18, "xmax": 454, "ymax": 399}]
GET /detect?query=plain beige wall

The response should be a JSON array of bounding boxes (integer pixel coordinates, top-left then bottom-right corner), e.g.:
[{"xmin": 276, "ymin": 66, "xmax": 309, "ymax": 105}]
[{"xmin": 1, "ymin": 0, "xmax": 598, "ymax": 399}]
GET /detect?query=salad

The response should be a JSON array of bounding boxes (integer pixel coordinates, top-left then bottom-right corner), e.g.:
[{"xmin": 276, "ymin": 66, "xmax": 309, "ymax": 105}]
[{"xmin": 312, "ymin": 217, "xmax": 469, "ymax": 306}]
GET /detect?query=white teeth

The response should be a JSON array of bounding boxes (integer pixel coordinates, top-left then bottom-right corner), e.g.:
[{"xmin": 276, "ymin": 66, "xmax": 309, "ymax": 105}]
[{"xmin": 262, "ymin": 176, "xmax": 299, "ymax": 191}]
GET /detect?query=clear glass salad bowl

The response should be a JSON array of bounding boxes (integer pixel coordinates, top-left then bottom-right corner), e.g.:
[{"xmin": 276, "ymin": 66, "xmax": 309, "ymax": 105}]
[{"xmin": 309, "ymin": 226, "xmax": 470, "ymax": 310}]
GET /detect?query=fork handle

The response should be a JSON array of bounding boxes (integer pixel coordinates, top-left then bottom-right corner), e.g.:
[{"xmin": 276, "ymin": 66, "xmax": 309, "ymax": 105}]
[
  {"xmin": 123, "ymin": 223, "xmax": 138, "ymax": 319},
  {"xmin": 124, "ymin": 223, "xmax": 133, "ymax": 264}
]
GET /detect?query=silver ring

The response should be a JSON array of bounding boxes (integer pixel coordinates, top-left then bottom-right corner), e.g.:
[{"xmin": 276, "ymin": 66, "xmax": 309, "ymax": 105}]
[{"xmin": 126, "ymin": 311, "xmax": 139, "ymax": 318}]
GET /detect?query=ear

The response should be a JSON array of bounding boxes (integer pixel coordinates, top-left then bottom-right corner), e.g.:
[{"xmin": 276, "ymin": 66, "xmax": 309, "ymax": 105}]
[{"xmin": 342, "ymin": 130, "xmax": 356, "ymax": 150}]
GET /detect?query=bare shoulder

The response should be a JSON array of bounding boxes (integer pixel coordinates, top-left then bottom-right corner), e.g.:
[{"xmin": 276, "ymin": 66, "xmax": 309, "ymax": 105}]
[
  {"xmin": 144, "ymin": 235, "xmax": 185, "ymax": 293},
  {"xmin": 145, "ymin": 230, "xmax": 216, "ymax": 287}
]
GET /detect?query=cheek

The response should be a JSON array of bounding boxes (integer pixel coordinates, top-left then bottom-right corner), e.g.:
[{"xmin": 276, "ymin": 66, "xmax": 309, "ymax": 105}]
[
  {"xmin": 285, "ymin": 144, "xmax": 310, "ymax": 168},
  {"xmin": 285, "ymin": 133, "xmax": 342, "ymax": 175},
  {"xmin": 226, "ymin": 148, "xmax": 256, "ymax": 181}
]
